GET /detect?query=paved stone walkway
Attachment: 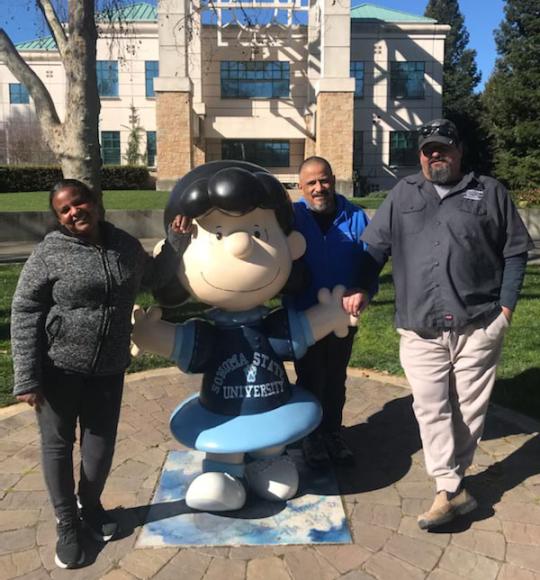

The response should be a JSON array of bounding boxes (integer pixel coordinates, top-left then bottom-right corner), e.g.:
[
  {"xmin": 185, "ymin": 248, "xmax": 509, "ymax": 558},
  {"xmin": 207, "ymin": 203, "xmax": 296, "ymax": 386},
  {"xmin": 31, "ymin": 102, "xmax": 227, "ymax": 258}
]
[{"xmin": 1, "ymin": 366, "xmax": 539, "ymax": 579}]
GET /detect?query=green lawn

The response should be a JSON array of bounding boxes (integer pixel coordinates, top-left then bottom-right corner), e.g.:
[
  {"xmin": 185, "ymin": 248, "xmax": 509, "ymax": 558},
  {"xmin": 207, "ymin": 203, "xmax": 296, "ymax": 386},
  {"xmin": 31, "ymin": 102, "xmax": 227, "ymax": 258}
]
[
  {"xmin": 350, "ymin": 268, "xmax": 402, "ymax": 374},
  {"xmin": 1, "ymin": 190, "xmax": 536, "ymax": 213},
  {"xmin": 351, "ymin": 196, "xmax": 388, "ymax": 210},
  {"xmin": 0, "ymin": 265, "xmax": 19, "ymax": 406},
  {"xmin": 0, "ymin": 190, "xmax": 170, "ymax": 211},
  {"xmin": 352, "ymin": 265, "xmax": 540, "ymax": 419},
  {"xmin": 0, "ymin": 190, "xmax": 384, "ymax": 212},
  {"xmin": 2, "ymin": 263, "xmax": 539, "ymax": 419}
]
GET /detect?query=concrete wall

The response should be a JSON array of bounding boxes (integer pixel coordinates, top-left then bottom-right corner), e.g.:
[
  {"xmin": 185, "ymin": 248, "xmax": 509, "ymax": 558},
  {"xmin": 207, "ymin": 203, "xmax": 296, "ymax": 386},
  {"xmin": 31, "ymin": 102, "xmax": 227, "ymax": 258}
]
[
  {"xmin": 2, "ymin": 208, "xmax": 538, "ymax": 243},
  {"xmin": 520, "ymin": 208, "xmax": 540, "ymax": 240},
  {"xmin": 0, "ymin": 210, "xmax": 166, "ymax": 242}
]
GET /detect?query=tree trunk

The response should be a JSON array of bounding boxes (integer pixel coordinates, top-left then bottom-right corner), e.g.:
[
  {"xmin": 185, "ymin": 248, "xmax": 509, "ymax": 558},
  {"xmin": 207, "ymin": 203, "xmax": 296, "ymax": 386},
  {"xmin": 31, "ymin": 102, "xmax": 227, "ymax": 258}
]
[
  {"xmin": 0, "ymin": 0, "xmax": 103, "ymax": 199},
  {"xmin": 62, "ymin": 0, "xmax": 102, "ymax": 197}
]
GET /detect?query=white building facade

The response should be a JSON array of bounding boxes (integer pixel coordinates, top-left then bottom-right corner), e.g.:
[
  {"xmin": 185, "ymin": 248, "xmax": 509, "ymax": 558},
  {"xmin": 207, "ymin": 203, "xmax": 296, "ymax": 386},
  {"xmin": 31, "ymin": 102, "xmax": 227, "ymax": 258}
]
[{"xmin": 0, "ymin": 2, "xmax": 448, "ymax": 193}]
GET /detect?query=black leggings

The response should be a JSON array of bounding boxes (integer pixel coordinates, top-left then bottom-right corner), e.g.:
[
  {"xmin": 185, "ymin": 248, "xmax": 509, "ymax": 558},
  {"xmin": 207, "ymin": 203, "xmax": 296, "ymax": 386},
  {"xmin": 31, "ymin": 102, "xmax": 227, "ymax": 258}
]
[{"xmin": 36, "ymin": 367, "xmax": 124, "ymax": 521}]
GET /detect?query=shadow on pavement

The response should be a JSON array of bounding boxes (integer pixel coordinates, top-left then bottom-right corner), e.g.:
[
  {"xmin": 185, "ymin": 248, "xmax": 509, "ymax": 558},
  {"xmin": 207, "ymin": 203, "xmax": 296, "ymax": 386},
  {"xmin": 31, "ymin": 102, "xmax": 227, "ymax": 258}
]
[
  {"xmin": 71, "ymin": 500, "xmax": 194, "ymax": 567},
  {"xmin": 338, "ymin": 394, "xmax": 422, "ymax": 495},
  {"xmin": 332, "ymin": 388, "xmax": 540, "ymax": 536},
  {"xmin": 79, "ymin": 389, "xmax": 540, "ymax": 551}
]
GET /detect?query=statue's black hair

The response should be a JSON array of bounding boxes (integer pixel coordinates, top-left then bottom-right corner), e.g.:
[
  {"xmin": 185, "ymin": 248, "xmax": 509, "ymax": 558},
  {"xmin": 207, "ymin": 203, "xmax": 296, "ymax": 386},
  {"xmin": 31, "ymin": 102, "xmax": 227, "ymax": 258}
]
[
  {"xmin": 155, "ymin": 161, "xmax": 306, "ymax": 308},
  {"xmin": 164, "ymin": 160, "xmax": 294, "ymax": 234}
]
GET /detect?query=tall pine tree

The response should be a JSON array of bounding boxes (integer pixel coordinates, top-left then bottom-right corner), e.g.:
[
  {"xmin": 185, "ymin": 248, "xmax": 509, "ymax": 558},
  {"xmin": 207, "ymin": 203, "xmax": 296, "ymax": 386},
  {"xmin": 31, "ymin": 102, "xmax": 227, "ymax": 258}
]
[
  {"xmin": 483, "ymin": 0, "xmax": 540, "ymax": 190},
  {"xmin": 424, "ymin": 0, "xmax": 491, "ymax": 173}
]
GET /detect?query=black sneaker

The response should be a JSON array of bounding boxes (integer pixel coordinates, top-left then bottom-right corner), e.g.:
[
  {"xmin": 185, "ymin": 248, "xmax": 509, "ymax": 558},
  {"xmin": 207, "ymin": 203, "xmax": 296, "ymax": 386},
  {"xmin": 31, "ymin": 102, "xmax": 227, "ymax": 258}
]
[
  {"xmin": 324, "ymin": 431, "xmax": 355, "ymax": 465},
  {"xmin": 302, "ymin": 432, "xmax": 331, "ymax": 468},
  {"xmin": 55, "ymin": 517, "xmax": 85, "ymax": 569},
  {"xmin": 80, "ymin": 502, "xmax": 118, "ymax": 542}
]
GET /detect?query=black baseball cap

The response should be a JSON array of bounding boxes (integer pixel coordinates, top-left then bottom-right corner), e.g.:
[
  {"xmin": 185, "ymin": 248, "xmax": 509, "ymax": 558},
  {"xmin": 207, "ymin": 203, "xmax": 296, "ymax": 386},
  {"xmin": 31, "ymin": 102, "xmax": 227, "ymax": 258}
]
[{"xmin": 418, "ymin": 119, "xmax": 460, "ymax": 150}]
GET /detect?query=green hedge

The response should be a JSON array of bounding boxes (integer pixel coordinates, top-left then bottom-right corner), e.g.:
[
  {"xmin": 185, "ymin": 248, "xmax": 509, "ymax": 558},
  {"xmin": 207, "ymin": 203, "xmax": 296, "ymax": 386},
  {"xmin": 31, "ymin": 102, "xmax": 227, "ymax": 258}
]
[
  {"xmin": 0, "ymin": 165, "xmax": 153, "ymax": 192},
  {"xmin": 512, "ymin": 188, "xmax": 540, "ymax": 208}
]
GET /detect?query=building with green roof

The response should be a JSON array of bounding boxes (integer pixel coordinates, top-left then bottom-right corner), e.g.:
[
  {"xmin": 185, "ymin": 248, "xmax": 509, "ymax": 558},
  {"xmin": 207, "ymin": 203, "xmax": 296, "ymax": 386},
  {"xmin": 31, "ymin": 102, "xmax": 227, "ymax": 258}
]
[
  {"xmin": 350, "ymin": 3, "xmax": 437, "ymax": 23},
  {"xmin": 1, "ymin": 1, "xmax": 448, "ymax": 192}
]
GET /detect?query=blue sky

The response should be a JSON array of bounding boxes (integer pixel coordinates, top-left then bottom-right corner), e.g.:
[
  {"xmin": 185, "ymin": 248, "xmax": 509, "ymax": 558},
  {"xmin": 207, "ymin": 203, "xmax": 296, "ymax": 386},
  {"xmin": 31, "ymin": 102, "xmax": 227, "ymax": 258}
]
[
  {"xmin": 369, "ymin": 0, "xmax": 506, "ymax": 90},
  {"xmin": 1, "ymin": 0, "xmax": 505, "ymax": 90}
]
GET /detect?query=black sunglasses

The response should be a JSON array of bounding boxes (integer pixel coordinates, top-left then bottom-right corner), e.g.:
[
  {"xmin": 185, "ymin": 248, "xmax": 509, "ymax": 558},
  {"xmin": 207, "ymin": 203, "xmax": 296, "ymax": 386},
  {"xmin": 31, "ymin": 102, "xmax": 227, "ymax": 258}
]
[{"xmin": 419, "ymin": 123, "xmax": 458, "ymax": 140}]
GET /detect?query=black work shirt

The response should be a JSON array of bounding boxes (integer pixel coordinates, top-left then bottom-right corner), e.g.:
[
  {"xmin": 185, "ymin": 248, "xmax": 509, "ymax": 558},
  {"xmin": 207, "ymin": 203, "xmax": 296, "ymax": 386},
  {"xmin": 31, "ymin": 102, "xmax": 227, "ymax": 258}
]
[{"xmin": 361, "ymin": 171, "xmax": 534, "ymax": 331}]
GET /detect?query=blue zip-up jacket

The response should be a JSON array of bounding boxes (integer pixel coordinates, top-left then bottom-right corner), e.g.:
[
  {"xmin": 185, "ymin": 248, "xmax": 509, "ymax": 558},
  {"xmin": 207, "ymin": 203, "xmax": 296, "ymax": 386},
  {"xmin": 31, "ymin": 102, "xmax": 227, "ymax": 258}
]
[{"xmin": 287, "ymin": 194, "xmax": 376, "ymax": 311}]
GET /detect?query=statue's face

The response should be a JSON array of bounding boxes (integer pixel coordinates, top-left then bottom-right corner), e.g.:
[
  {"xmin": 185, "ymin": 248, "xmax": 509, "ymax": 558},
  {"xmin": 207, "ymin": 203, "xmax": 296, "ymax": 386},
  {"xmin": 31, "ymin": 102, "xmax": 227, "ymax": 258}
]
[{"xmin": 178, "ymin": 207, "xmax": 306, "ymax": 311}]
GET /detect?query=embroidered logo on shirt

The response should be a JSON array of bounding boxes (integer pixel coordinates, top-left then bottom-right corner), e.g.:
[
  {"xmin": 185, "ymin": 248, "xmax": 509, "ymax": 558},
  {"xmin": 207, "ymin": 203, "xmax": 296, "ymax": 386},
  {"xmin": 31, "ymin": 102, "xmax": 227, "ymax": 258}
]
[{"xmin": 463, "ymin": 189, "xmax": 484, "ymax": 201}]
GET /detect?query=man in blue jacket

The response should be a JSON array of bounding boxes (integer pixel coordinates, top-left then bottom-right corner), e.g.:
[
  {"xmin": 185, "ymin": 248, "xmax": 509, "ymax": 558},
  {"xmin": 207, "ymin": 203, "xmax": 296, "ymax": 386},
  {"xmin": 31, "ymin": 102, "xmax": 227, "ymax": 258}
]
[{"xmin": 288, "ymin": 156, "xmax": 376, "ymax": 467}]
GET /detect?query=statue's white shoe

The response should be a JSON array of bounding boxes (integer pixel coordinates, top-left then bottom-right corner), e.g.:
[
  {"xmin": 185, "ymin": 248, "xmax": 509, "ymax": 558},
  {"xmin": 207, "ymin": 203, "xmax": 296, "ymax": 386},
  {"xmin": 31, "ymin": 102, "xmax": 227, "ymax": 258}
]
[
  {"xmin": 185, "ymin": 472, "xmax": 247, "ymax": 511},
  {"xmin": 246, "ymin": 455, "xmax": 299, "ymax": 501}
]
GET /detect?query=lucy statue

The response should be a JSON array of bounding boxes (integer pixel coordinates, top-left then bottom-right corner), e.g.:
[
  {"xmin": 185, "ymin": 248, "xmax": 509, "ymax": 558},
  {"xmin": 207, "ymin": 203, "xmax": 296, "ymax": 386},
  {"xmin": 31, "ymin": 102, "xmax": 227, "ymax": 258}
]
[{"xmin": 131, "ymin": 161, "xmax": 357, "ymax": 511}]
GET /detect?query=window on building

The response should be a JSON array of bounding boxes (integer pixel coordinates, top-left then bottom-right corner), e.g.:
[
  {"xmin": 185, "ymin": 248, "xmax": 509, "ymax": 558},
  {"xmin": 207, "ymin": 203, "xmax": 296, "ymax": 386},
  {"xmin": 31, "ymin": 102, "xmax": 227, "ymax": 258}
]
[
  {"xmin": 146, "ymin": 131, "xmax": 157, "ymax": 166},
  {"xmin": 97, "ymin": 61, "xmax": 119, "ymax": 97},
  {"xmin": 353, "ymin": 130, "xmax": 365, "ymax": 195},
  {"xmin": 220, "ymin": 61, "xmax": 290, "ymax": 99},
  {"xmin": 145, "ymin": 61, "xmax": 159, "ymax": 98},
  {"xmin": 353, "ymin": 131, "xmax": 363, "ymax": 172},
  {"xmin": 390, "ymin": 62, "xmax": 425, "ymax": 99},
  {"xmin": 9, "ymin": 83, "xmax": 30, "ymax": 104},
  {"xmin": 222, "ymin": 140, "xmax": 290, "ymax": 167},
  {"xmin": 389, "ymin": 131, "xmax": 419, "ymax": 166},
  {"xmin": 350, "ymin": 62, "xmax": 364, "ymax": 98},
  {"xmin": 101, "ymin": 131, "xmax": 120, "ymax": 165}
]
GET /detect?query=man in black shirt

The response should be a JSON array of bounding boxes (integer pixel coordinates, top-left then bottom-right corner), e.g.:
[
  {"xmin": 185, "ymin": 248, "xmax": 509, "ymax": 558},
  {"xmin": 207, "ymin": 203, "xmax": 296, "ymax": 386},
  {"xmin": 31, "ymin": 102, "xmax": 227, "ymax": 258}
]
[{"xmin": 361, "ymin": 119, "xmax": 533, "ymax": 530}]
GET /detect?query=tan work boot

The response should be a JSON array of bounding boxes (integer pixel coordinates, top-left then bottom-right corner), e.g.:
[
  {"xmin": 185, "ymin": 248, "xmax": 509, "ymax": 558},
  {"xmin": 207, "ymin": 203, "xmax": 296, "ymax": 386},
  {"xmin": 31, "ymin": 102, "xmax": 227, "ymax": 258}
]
[
  {"xmin": 449, "ymin": 488, "xmax": 478, "ymax": 516},
  {"xmin": 417, "ymin": 491, "xmax": 454, "ymax": 530},
  {"xmin": 417, "ymin": 488, "xmax": 478, "ymax": 530}
]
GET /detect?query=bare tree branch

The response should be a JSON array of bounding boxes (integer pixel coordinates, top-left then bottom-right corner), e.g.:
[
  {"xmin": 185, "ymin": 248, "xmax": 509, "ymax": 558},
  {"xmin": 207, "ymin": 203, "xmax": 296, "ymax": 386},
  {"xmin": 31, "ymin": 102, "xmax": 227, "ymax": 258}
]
[
  {"xmin": 0, "ymin": 28, "xmax": 62, "ymax": 155},
  {"xmin": 37, "ymin": 0, "xmax": 68, "ymax": 57}
]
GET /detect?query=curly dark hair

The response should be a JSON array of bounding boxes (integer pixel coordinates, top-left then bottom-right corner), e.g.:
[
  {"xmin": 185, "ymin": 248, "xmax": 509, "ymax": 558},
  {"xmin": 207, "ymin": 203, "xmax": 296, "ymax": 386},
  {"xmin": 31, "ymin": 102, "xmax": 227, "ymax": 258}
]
[
  {"xmin": 49, "ymin": 179, "xmax": 99, "ymax": 216},
  {"xmin": 164, "ymin": 160, "xmax": 294, "ymax": 234}
]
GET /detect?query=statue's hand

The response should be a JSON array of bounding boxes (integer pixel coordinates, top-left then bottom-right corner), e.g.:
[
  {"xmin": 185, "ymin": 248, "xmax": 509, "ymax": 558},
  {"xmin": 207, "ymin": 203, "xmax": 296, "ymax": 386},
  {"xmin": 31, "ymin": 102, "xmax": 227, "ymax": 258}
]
[
  {"xmin": 317, "ymin": 285, "xmax": 359, "ymax": 338},
  {"xmin": 131, "ymin": 305, "xmax": 165, "ymax": 356}
]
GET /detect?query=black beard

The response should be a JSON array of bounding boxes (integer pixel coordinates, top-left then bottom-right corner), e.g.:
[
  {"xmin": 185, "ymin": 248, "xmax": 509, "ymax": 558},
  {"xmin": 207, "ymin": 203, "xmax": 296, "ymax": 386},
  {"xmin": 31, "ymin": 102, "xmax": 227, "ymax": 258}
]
[{"xmin": 429, "ymin": 164, "xmax": 453, "ymax": 184}]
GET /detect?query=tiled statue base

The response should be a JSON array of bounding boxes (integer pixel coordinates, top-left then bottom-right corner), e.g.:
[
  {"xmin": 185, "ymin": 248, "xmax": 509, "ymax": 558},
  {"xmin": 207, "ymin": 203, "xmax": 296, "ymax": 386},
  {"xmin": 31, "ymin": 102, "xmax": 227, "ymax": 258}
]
[{"xmin": 137, "ymin": 449, "xmax": 351, "ymax": 547}]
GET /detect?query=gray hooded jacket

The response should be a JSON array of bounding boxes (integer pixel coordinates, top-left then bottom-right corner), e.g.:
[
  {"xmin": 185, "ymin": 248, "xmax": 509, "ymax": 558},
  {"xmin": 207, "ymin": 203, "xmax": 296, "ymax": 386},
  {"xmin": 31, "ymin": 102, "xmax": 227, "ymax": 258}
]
[{"xmin": 11, "ymin": 222, "xmax": 178, "ymax": 395}]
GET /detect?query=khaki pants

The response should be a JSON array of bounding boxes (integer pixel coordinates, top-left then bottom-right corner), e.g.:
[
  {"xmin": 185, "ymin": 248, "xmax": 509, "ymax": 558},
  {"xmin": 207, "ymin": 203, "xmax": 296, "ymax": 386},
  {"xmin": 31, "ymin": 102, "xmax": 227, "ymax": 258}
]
[{"xmin": 398, "ymin": 312, "xmax": 509, "ymax": 493}]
